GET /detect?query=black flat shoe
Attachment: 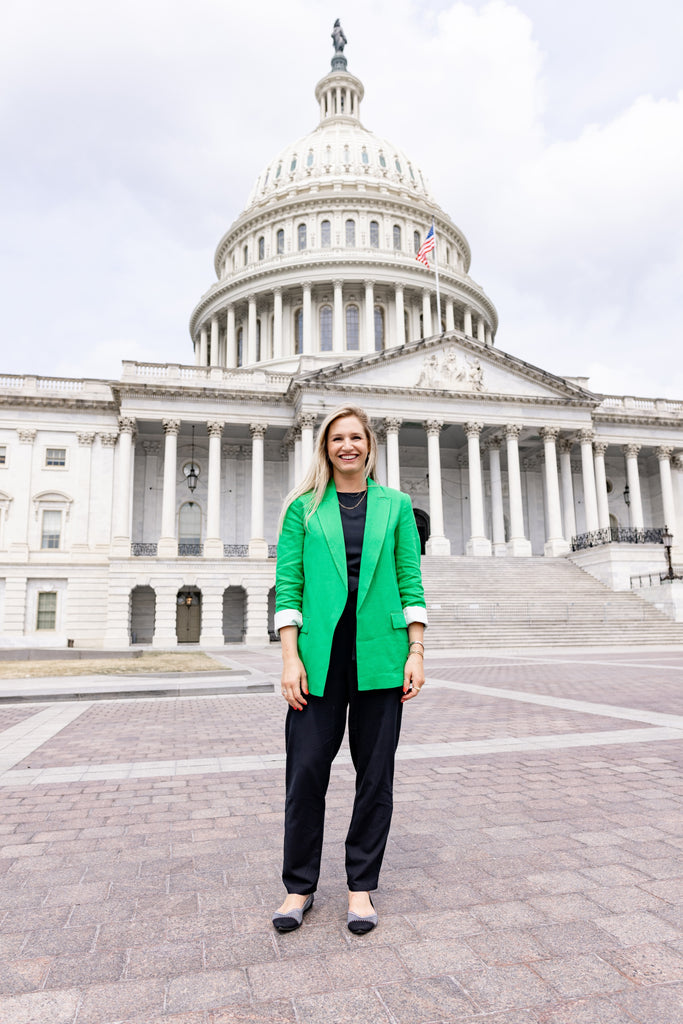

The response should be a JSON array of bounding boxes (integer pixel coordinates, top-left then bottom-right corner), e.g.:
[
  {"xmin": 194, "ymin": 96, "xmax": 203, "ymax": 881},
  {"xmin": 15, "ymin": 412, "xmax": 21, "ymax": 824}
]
[
  {"xmin": 272, "ymin": 894, "xmax": 314, "ymax": 932},
  {"xmin": 347, "ymin": 896, "xmax": 377, "ymax": 934}
]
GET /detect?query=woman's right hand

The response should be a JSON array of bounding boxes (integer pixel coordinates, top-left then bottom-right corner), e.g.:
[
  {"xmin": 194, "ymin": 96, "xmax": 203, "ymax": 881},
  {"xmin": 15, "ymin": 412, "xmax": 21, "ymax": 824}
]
[{"xmin": 281, "ymin": 655, "xmax": 309, "ymax": 710}]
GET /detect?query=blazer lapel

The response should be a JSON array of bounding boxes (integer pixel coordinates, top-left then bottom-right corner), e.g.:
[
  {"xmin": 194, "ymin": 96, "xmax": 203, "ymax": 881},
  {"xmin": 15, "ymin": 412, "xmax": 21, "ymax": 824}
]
[
  {"xmin": 357, "ymin": 481, "xmax": 390, "ymax": 610},
  {"xmin": 314, "ymin": 481, "xmax": 347, "ymax": 588}
]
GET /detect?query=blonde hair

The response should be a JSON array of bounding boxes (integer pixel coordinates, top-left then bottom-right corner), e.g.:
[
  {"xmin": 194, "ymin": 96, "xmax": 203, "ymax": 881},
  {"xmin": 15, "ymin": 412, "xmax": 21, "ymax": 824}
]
[{"xmin": 278, "ymin": 405, "xmax": 378, "ymax": 533}]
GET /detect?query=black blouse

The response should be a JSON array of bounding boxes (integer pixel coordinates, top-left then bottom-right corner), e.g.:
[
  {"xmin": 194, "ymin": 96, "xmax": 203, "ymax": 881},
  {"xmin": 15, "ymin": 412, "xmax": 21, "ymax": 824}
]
[{"xmin": 337, "ymin": 490, "xmax": 367, "ymax": 592}]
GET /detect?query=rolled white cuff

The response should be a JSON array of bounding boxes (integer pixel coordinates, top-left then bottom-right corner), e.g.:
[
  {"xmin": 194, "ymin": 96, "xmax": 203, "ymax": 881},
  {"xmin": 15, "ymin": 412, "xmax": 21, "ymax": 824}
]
[
  {"xmin": 274, "ymin": 609, "xmax": 303, "ymax": 631},
  {"xmin": 403, "ymin": 605, "xmax": 428, "ymax": 627}
]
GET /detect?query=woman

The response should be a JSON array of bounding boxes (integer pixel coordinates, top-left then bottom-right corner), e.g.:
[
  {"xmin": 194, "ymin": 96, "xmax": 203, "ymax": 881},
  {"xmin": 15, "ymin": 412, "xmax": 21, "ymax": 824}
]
[{"xmin": 273, "ymin": 405, "xmax": 427, "ymax": 934}]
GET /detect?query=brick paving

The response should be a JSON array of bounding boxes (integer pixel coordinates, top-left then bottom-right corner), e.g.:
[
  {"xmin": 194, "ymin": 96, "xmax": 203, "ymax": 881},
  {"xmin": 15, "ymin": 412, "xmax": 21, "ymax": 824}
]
[{"xmin": 0, "ymin": 647, "xmax": 681, "ymax": 1023}]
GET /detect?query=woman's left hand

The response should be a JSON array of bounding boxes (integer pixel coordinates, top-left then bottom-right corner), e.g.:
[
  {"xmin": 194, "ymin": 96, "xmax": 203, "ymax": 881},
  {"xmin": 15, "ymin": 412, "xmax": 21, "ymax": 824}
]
[{"xmin": 401, "ymin": 652, "xmax": 425, "ymax": 702}]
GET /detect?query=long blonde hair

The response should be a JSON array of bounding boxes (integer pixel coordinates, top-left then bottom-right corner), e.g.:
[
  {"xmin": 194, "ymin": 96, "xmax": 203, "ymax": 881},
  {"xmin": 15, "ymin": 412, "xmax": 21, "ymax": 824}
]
[{"xmin": 278, "ymin": 405, "xmax": 378, "ymax": 532}]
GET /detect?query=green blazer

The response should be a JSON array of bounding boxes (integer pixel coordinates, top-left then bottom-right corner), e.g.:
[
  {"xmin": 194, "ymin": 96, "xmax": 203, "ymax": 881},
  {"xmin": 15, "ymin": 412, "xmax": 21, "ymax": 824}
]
[{"xmin": 275, "ymin": 478, "xmax": 427, "ymax": 696}]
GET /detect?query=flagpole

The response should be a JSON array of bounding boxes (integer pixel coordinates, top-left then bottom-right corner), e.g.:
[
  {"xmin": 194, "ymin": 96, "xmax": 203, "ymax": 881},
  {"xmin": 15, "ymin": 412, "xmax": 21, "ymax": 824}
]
[{"xmin": 432, "ymin": 222, "xmax": 442, "ymax": 331}]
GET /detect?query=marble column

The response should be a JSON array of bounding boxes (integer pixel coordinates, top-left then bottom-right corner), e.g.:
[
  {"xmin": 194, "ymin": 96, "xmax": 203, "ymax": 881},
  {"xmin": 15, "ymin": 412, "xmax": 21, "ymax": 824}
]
[
  {"xmin": 141, "ymin": 440, "xmax": 161, "ymax": 540},
  {"xmin": 272, "ymin": 289, "xmax": 283, "ymax": 360},
  {"xmin": 445, "ymin": 299, "xmax": 455, "ymax": 332},
  {"xmin": 210, "ymin": 316, "xmax": 220, "ymax": 367},
  {"xmin": 72, "ymin": 432, "xmax": 95, "ymax": 552},
  {"xmin": 247, "ymin": 295, "xmax": 257, "ymax": 364},
  {"xmin": 302, "ymin": 282, "xmax": 312, "ymax": 355},
  {"xmin": 364, "ymin": 280, "xmax": 374, "ymax": 353},
  {"xmin": 394, "ymin": 285, "xmax": 405, "ymax": 348},
  {"xmin": 111, "ymin": 417, "xmax": 137, "ymax": 556},
  {"xmin": 424, "ymin": 420, "xmax": 450, "ymax": 555},
  {"xmin": 204, "ymin": 421, "xmax": 224, "ymax": 558},
  {"xmin": 463, "ymin": 308, "xmax": 473, "ymax": 336},
  {"xmin": 559, "ymin": 439, "xmax": 577, "ymax": 542},
  {"xmin": 384, "ymin": 417, "xmax": 402, "ymax": 491},
  {"xmin": 293, "ymin": 429, "xmax": 303, "ymax": 485},
  {"xmin": 540, "ymin": 426, "xmax": 570, "ymax": 556},
  {"xmin": 249, "ymin": 423, "xmax": 268, "ymax": 557},
  {"xmin": 465, "ymin": 422, "xmax": 491, "ymax": 556},
  {"xmin": 226, "ymin": 305, "xmax": 236, "ymax": 368},
  {"xmin": 505, "ymin": 424, "xmax": 532, "ymax": 556},
  {"xmin": 477, "ymin": 317, "xmax": 486, "ymax": 344},
  {"xmin": 151, "ymin": 581, "xmax": 181, "ymax": 648},
  {"xmin": 593, "ymin": 441, "xmax": 611, "ymax": 530},
  {"xmin": 578, "ymin": 429, "xmax": 600, "ymax": 533},
  {"xmin": 299, "ymin": 414, "xmax": 316, "ymax": 476},
  {"xmin": 422, "ymin": 290, "xmax": 433, "ymax": 338},
  {"xmin": 485, "ymin": 326, "xmax": 493, "ymax": 347},
  {"xmin": 194, "ymin": 336, "xmax": 201, "ymax": 366},
  {"xmin": 157, "ymin": 419, "xmax": 180, "ymax": 557},
  {"xmin": 623, "ymin": 443, "xmax": 644, "ymax": 530},
  {"xmin": 199, "ymin": 327, "xmax": 208, "ymax": 366},
  {"xmin": 486, "ymin": 438, "xmax": 507, "ymax": 556},
  {"xmin": 656, "ymin": 446, "xmax": 677, "ymax": 543},
  {"xmin": 199, "ymin": 584, "xmax": 225, "ymax": 646},
  {"xmin": 333, "ymin": 280, "xmax": 344, "ymax": 353},
  {"xmin": 374, "ymin": 423, "xmax": 387, "ymax": 486},
  {"xmin": 9, "ymin": 429, "xmax": 35, "ymax": 556}
]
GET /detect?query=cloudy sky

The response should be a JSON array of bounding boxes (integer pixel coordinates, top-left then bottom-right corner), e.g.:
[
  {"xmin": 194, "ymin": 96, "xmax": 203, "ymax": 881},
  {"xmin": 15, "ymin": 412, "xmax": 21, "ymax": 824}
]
[{"xmin": 2, "ymin": 0, "xmax": 682, "ymax": 398}]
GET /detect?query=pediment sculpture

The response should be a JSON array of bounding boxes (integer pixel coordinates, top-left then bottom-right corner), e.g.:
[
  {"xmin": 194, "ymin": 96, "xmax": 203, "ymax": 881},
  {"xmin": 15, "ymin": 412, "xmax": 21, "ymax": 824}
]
[{"xmin": 416, "ymin": 347, "xmax": 485, "ymax": 392}]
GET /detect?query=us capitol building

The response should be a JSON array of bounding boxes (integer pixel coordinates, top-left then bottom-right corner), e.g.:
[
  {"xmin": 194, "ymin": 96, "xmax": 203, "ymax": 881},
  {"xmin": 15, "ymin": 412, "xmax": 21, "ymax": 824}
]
[{"xmin": 1, "ymin": 33, "xmax": 682, "ymax": 648}]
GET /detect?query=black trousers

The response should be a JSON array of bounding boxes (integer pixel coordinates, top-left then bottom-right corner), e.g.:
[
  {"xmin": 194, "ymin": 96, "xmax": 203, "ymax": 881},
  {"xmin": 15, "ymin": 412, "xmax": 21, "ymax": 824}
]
[{"xmin": 282, "ymin": 591, "xmax": 403, "ymax": 894}]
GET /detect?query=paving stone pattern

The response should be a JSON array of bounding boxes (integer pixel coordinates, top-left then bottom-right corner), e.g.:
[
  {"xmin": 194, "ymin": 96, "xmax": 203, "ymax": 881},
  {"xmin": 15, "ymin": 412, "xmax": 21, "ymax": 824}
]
[{"xmin": 0, "ymin": 648, "xmax": 681, "ymax": 1023}]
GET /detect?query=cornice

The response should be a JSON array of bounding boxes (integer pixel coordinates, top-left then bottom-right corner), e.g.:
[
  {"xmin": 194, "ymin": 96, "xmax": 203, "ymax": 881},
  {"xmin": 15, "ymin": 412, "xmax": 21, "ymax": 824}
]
[
  {"xmin": 0, "ymin": 396, "xmax": 116, "ymax": 412},
  {"xmin": 594, "ymin": 410, "xmax": 683, "ymax": 429},
  {"xmin": 287, "ymin": 379, "xmax": 595, "ymax": 409},
  {"xmin": 112, "ymin": 384, "xmax": 290, "ymax": 405}
]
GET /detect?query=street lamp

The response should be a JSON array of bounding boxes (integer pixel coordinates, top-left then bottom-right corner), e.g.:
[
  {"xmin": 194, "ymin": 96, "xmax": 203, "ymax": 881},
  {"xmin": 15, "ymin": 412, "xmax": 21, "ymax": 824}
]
[
  {"xmin": 623, "ymin": 483, "xmax": 630, "ymax": 507},
  {"xmin": 661, "ymin": 526, "xmax": 681, "ymax": 582},
  {"xmin": 186, "ymin": 425, "xmax": 199, "ymax": 493}
]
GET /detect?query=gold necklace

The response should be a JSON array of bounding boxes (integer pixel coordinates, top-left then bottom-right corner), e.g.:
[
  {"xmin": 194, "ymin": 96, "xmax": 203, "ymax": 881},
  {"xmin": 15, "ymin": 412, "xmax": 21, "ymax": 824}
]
[{"xmin": 337, "ymin": 489, "xmax": 367, "ymax": 511}]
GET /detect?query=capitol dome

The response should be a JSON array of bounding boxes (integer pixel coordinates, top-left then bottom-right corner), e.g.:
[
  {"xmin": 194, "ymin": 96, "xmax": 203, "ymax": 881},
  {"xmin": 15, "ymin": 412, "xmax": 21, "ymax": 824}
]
[{"xmin": 189, "ymin": 47, "xmax": 498, "ymax": 372}]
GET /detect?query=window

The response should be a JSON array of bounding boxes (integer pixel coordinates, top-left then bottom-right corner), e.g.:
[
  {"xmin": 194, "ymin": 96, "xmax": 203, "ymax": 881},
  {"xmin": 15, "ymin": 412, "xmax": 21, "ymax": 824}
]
[
  {"xmin": 408, "ymin": 164, "xmax": 415, "ymax": 181},
  {"xmin": 343, "ymin": 145, "xmax": 350, "ymax": 164},
  {"xmin": 393, "ymin": 225, "xmax": 401, "ymax": 250},
  {"xmin": 290, "ymin": 155, "xmax": 297, "ymax": 172},
  {"xmin": 414, "ymin": 230, "xmax": 421, "ymax": 255},
  {"xmin": 298, "ymin": 223, "xmax": 307, "ymax": 250},
  {"xmin": 345, "ymin": 219, "xmax": 356, "ymax": 246},
  {"xmin": 276, "ymin": 228, "xmax": 284, "ymax": 255},
  {"xmin": 320, "ymin": 220, "xmax": 331, "ymax": 247},
  {"xmin": 361, "ymin": 148, "xmax": 369, "ymax": 165},
  {"xmin": 346, "ymin": 305, "xmax": 359, "ymax": 350},
  {"xmin": 41, "ymin": 509, "xmax": 61, "ymax": 549},
  {"xmin": 374, "ymin": 306, "xmax": 385, "ymax": 351},
  {"xmin": 258, "ymin": 236, "xmax": 264, "ymax": 260},
  {"xmin": 306, "ymin": 150, "xmax": 314, "ymax": 167},
  {"xmin": 379, "ymin": 152, "xmax": 386, "ymax": 168},
  {"xmin": 243, "ymin": 245, "xmax": 248, "ymax": 266},
  {"xmin": 45, "ymin": 448, "xmax": 66, "ymax": 467},
  {"xmin": 36, "ymin": 592, "xmax": 57, "ymax": 631},
  {"xmin": 395, "ymin": 158, "xmax": 402, "ymax": 173},
  {"xmin": 275, "ymin": 161, "xmax": 282, "ymax": 179},
  {"xmin": 179, "ymin": 502, "xmax": 201, "ymax": 544},
  {"xmin": 369, "ymin": 221, "xmax": 379, "ymax": 248},
  {"xmin": 319, "ymin": 305, "xmax": 333, "ymax": 351},
  {"xmin": 237, "ymin": 327, "xmax": 243, "ymax": 367},
  {"xmin": 294, "ymin": 309, "xmax": 303, "ymax": 354},
  {"xmin": 0, "ymin": 446, "xmax": 6, "ymax": 465},
  {"xmin": 446, "ymin": 246, "xmax": 451, "ymax": 265}
]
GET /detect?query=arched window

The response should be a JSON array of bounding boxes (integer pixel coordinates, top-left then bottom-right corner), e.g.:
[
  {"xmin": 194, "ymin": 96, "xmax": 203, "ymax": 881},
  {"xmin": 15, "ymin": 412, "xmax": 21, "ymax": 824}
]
[
  {"xmin": 320, "ymin": 219, "xmax": 331, "ymax": 247},
  {"xmin": 379, "ymin": 152, "xmax": 387, "ymax": 168},
  {"xmin": 256, "ymin": 318, "xmax": 261, "ymax": 362},
  {"xmin": 345, "ymin": 219, "xmax": 356, "ymax": 246},
  {"xmin": 306, "ymin": 150, "xmax": 314, "ymax": 167},
  {"xmin": 361, "ymin": 148, "xmax": 369, "ymax": 165},
  {"xmin": 346, "ymin": 305, "xmax": 359, "ymax": 350},
  {"xmin": 275, "ymin": 161, "xmax": 282, "ymax": 179},
  {"xmin": 369, "ymin": 221, "xmax": 380, "ymax": 248},
  {"xmin": 374, "ymin": 306, "xmax": 385, "ymax": 351},
  {"xmin": 446, "ymin": 246, "xmax": 451, "ymax": 265},
  {"xmin": 413, "ymin": 230, "xmax": 421, "ymax": 255},
  {"xmin": 243, "ymin": 245, "xmax": 248, "ymax": 265},
  {"xmin": 179, "ymin": 502, "xmax": 201, "ymax": 545},
  {"xmin": 395, "ymin": 158, "xmax": 402, "ymax": 173},
  {"xmin": 294, "ymin": 309, "xmax": 303, "ymax": 354},
  {"xmin": 393, "ymin": 225, "xmax": 401, "ymax": 250},
  {"xmin": 319, "ymin": 305, "xmax": 333, "ymax": 351},
  {"xmin": 276, "ymin": 228, "xmax": 284, "ymax": 255},
  {"xmin": 258, "ymin": 236, "xmax": 264, "ymax": 260},
  {"xmin": 298, "ymin": 223, "xmax": 307, "ymax": 250},
  {"xmin": 290, "ymin": 155, "xmax": 297, "ymax": 172},
  {"xmin": 236, "ymin": 327, "xmax": 244, "ymax": 366}
]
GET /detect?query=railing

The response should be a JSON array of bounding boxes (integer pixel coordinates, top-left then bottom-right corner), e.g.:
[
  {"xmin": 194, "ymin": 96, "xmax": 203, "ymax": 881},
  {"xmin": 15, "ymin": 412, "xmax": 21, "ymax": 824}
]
[
  {"xmin": 178, "ymin": 543, "xmax": 203, "ymax": 556},
  {"xmin": 431, "ymin": 600, "xmax": 649, "ymax": 624},
  {"xmin": 131, "ymin": 543, "xmax": 158, "ymax": 556},
  {"xmin": 631, "ymin": 568, "xmax": 683, "ymax": 589},
  {"xmin": 224, "ymin": 544, "xmax": 249, "ymax": 557},
  {"xmin": 268, "ymin": 544, "xmax": 277, "ymax": 558},
  {"xmin": 571, "ymin": 527, "xmax": 665, "ymax": 551}
]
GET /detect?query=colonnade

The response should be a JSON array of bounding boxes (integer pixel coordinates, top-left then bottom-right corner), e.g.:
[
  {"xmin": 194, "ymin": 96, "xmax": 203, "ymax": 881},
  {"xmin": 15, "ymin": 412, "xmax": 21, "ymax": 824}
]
[{"xmin": 195, "ymin": 284, "xmax": 493, "ymax": 368}]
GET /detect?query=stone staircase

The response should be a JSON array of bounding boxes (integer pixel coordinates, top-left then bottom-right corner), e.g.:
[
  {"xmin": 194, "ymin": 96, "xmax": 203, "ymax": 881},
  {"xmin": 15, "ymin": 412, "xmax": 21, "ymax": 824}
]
[{"xmin": 421, "ymin": 556, "xmax": 683, "ymax": 648}]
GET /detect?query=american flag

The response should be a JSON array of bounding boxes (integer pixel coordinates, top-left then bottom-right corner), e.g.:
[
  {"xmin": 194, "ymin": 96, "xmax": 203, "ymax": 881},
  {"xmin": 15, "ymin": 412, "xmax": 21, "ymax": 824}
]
[{"xmin": 415, "ymin": 222, "xmax": 435, "ymax": 267}]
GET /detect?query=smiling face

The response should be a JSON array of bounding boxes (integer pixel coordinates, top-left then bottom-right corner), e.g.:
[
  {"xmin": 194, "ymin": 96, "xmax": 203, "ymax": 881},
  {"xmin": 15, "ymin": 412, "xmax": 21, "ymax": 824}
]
[{"xmin": 326, "ymin": 415, "xmax": 369, "ymax": 489}]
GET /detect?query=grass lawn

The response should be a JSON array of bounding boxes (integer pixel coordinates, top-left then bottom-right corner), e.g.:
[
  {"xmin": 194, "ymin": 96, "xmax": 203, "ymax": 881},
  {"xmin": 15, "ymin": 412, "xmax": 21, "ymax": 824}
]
[{"xmin": 0, "ymin": 652, "xmax": 228, "ymax": 679}]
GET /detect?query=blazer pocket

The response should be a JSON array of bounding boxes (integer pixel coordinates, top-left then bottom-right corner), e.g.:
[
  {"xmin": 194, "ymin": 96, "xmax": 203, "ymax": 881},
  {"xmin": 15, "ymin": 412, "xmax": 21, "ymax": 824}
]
[{"xmin": 390, "ymin": 611, "xmax": 406, "ymax": 629}]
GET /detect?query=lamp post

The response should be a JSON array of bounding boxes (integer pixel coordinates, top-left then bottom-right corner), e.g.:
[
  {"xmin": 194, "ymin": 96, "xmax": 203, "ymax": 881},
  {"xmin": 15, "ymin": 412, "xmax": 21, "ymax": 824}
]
[{"xmin": 661, "ymin": 526, "xmax": 681, "ymax": 582}]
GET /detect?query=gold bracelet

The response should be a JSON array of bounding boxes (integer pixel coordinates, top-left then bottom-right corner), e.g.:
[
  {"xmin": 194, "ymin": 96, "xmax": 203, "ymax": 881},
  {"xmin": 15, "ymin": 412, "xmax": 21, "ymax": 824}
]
[{"xmin": 409, "ymin": 640, "xmax": 424, "ymax": 650}]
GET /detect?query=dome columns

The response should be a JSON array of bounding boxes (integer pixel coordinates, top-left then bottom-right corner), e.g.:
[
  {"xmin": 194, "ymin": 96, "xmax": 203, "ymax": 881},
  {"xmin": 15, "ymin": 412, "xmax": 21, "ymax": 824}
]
[{"xmin": 364, "ymin": 280, "xmax": 375, "ymax": 354}]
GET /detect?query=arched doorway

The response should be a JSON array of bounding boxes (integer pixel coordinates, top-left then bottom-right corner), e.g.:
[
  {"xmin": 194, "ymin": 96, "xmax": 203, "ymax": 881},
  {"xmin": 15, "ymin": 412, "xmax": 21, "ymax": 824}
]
[
  {"xmin": 130, "ymin": 586, "xmax": 155, "ymax": 644},
  {"xmin": 223, "ymin": 586, "xmax": 246, "ymax": 643},
  {"xmin": 413, "ymin": 509, "xmax": 430, "ymax": 555},
  {"xmin": 176, "ymin": 587, "xmax": 201, "ymax": 643}
]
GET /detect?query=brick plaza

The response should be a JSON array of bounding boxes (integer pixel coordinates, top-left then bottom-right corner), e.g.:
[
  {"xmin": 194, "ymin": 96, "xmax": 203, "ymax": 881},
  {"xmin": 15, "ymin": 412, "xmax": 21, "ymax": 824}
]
[{"xmin": 0, "ymin": 647, "xmax": 682, "ymax": 1023}]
